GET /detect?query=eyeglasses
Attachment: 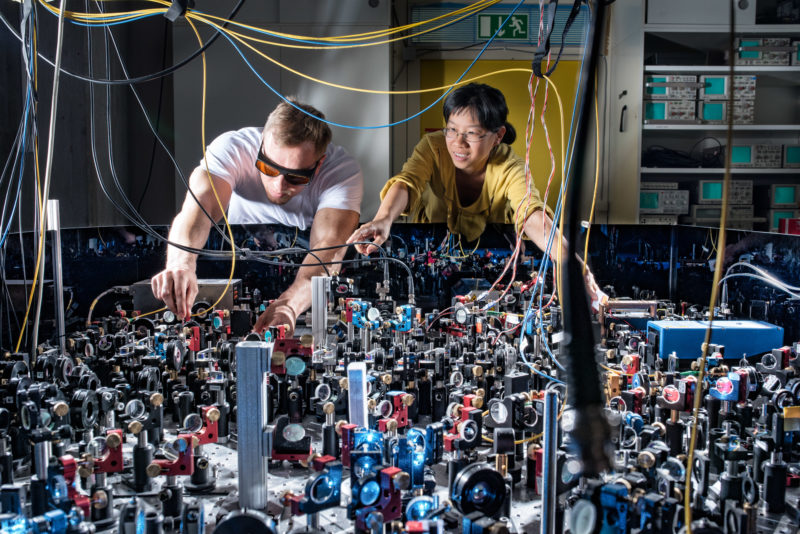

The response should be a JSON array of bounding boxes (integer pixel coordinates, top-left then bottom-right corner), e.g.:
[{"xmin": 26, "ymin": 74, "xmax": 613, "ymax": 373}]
[
  {"xmin": 442, "ymin": 127, "xmax": 491, "ymax": 143},
  {"xmin": 255, "ymin": 146, "xmax": 321, "ymax": 186}
]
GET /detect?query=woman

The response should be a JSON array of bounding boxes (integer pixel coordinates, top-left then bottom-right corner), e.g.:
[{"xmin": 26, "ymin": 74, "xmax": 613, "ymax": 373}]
[{"xmin": 347, "ymin": 83, "xmax": 604, "ymax": 306}]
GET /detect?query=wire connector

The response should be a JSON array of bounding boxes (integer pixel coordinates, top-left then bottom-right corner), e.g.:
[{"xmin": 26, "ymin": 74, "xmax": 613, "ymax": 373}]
[{"xmin": 164, "ymin": 0, "xmax": 195, "ymax": 22}]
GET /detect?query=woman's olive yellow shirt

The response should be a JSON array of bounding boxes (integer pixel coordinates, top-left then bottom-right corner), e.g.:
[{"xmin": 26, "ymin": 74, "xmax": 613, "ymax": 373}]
[{"xmin": 380, "ymin": 131, "xmax": 548, "ymax": 241}]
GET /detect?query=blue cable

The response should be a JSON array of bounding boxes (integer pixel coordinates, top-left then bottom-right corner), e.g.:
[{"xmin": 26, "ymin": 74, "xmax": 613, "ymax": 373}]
[
  {"xmin": 190, "ymin": 5, "xmax": 490, "ymax": 49},
  {"xmin": 518, "ymin": 10, "xmax": 591, "ymax": 374},
  {"xmin": 526, "ymin": 9, "xmax": 591, "ymax": 309},
  {"xmin": 0, "ymin": 85, "xmax": 31, "ymax": 250},
  {"xmin": 212, "ymin": 0, "xmax": 526, "ymax": 130},
  {"xmin": 67, "ymin": 14, "xmax": 158, "ymax": 27},
  {"xmin": 478, "ymin": 4, "xmax": 590, "ymax": 316}
]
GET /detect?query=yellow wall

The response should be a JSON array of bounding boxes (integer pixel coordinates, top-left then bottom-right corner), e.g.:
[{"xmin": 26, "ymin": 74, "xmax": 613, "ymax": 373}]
[{"xmin": 419, "ymin": 60, "xmax": 581, "ymax": 213}]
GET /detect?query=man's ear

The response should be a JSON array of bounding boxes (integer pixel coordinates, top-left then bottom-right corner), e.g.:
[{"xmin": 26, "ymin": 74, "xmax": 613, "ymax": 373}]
[{"xmin": 314, "ymin": 154, "xmax": 327, "ymax": 176}]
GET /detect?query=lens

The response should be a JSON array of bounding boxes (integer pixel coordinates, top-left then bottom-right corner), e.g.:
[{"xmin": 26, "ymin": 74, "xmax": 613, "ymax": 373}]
[
  {"xmin": 450, "ymin": 371, "xmax": 464, "ymax": 387},
  {"xmin": 561, "ymin": 459, "xmax": 582, "ymax": 484},
  {"xmin": 40, "ymin": 411, "xmax": 53, "ymax": 429},
  {"xmin": 715, "ymin": 377, "xmax": 734, "ymax": 395},
  {"xmin": 125, "ymin": 400, "xmax": 146, "ymax": 420},
  {"xmin": 88, "ymin": 437, "xmax": 109, "ymax": 457},
  {"xmin": 283, "ymin": 173, "xmax": 311, "ymax": 186},
  {"xmin": 20, "ymin": 405, "xmax": 32, "ymax": 430},
  {"xmin": 662, "ymin": 458, "xmax": 686, "ymax": 481},
  {"xmin": 490, "ymin": 401, "xmax": 508, "ymax": 424},
  {"xmin": 315, "ymin": 383, "xmax": 332, "ymax": 402},
  {"xmin": 407, "ymin": 496, "xmax": 434, "ymax": 521},
  {"xmin": 353, "ymin": 456, "xmax": 377, "ymax": 479},
  {"xmin": 761, "ymin": 353, "xmax": 777, "ymax": 369},
  {"xmin": 183, "ymin": 413, "xmax": 204, "ymax": 433},
  {"xmin": 282, "ymin": 424, "xmax": 306, "ymax": 442},
  {"xmin": 377, "ymin": 400, "xmax": 393, "ymax": 418},
  {"xmin": 469, "ymin": 482, "xmax": 492, "ymax": 505},
  {"xmin": 309, "ymin": 475, "xmax": 336, "ymax": 504},
  {"xmin": 360, "ymin": 480, "xmax": 381, "ymax": 506},
  {"xmin": 255, "ymin": 159, "xmax": 280, "ymax": 177},
  {"xmin": 285, "ymin": 357, "xmax": 306, "ymax": 377},
  {"xmin": 460, "ymin": 420, "xmax": 478, "ymax": 441},
  {"xmin": 163, "ymin": 438, "xmax": 188, "ymax": 461}
]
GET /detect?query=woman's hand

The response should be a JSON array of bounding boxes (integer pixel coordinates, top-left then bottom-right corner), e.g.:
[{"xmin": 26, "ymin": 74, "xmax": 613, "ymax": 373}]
[{"xmin": 346, "ymin": 218, "xmax": 393, "ymax": 255}]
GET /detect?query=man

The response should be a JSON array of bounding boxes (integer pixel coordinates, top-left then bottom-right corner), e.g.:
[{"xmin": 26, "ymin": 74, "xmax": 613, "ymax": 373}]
[{"xmin": 151, "ymin": 99, "xmax": 363, "ymax": 335}]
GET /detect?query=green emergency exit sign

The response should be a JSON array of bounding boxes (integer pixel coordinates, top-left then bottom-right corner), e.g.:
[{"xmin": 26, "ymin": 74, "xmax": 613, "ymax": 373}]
[{"xmin": 477, "ymin": 14, "xmax": 529, "ymax": 40}]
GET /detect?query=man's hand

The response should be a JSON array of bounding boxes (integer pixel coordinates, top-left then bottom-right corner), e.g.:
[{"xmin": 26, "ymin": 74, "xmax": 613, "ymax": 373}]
[
  {"xmin": 582, "ymin": 267, "xmax": 609, "ymax": 313},
  {"xmin": 346, "ymin": 217, "xmax": 393, "ymax": 255},
  {"xmin": 151, "ymin": 267, "xmax": 198, "ymax": 320},
  {"xmin": 253, "ymin": 300, "xmax": 297, "ymax": 337}
]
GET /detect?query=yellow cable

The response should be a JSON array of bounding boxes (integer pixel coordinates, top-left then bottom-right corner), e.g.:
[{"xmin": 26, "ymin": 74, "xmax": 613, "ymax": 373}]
[
  {"xmin": 541, "ymin": 76, "xmax": 566, "ymax": 307},
  {"xmin": 448, "ymin": 235, "xmax": 480, "ymax": 260},
  {"xmin": 186, "ymin": 18, "xmax": 536, "ymax": 96},
  {"xmin": 189, "ymin": 17, "xmax": 236, "ymax": 318},
  {"xmin": 187, "ymin": 3, "xmax": 501, "ymax": 50},
  {"xmin": 583, "ymin": 82, "xmax": 600, "ymax": 275},
  {"xmin": 599, "ymin": 363, "xmax": 622, "ymax": 376},
  {"xmin": 182, "ymin": 0, "xmax": 501, "ymax": 43},
  {"xmin": 15, "ymin": 112, "xmax": 46, "ymax": 353},
  {"xmin": 132, "ymin": 17, "xmax": 237, "ymax": 322},
  {"xmin": 37, "ymin": 1, "xmax": 165, "ymax": 23},
  {"xmin": 684, "ymin": 32, "xmax": 734, "ymax": 532},
  {"xmin": 41, "ymin": 0, "xmax": 500, "ymax": 44},
  {"xmin": 40, "ymin": 1, "xmax": 536, "ymax": 100}
]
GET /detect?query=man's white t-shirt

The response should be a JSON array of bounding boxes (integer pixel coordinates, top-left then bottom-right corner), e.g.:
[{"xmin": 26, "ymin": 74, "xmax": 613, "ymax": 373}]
[{"xmin": 201, "ymin": 127, "xmax": 363, "ymax": 230}]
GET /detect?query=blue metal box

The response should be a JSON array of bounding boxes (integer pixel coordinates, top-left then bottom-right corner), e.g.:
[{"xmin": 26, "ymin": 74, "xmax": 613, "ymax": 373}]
[{"xmin": 647, "ymin": 320, "xmax": 784, "ymax": 360}]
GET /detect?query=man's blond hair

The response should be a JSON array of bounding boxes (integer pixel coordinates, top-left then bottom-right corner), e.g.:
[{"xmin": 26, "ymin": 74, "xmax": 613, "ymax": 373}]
[{"xmin": 263, "ymin": 98, "xmax": 332, "ymax": 156}]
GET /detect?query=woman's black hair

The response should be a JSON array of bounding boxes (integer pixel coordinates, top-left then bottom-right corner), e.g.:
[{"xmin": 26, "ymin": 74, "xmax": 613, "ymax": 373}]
[{"xmin": 443, "ymin": 83, "xmax": 516, "ymax": 145}]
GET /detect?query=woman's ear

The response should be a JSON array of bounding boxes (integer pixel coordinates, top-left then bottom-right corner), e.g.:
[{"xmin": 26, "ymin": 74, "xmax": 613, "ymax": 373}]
[{"xmin": 495, "ymin": 125, "xmax": 507, "ymax": 145}]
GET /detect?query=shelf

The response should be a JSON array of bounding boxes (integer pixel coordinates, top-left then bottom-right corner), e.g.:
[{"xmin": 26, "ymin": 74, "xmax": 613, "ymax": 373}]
[
  {"xmin": 641, "ymin": 167, "xmax": 800, "ymax": 174},
  {"xmin": 644, "ymin": 65, "xmax": 800, "ymax": 73},
  {"xmin": 644, "ymin": 24, "xmax": 800, "ymax": 34},
  {"xmin": 643, "ymin": 124, "xmax": 800, "ymax": 131}
]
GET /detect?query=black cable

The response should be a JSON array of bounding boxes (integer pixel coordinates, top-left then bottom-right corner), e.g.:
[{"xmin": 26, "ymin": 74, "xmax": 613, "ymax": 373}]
[
  {"xmin": 0, "ymin": 122, "xmax": 24, "ymax": 233},
  {"xmin": 83, "ymin": 1, "xmax": 228, "ymax": 259},
  {"xmin": 0, "ymin": 99, "xmax": 25, "ymax": 190},
  {"xmin": 250, "ymin": 254, "xmax": 415, "ymax": 297},
  {"xmin": 136, "ymin": 18, "xmax": 170, "ymax": 212},
  {"xmin": 560, "ymin": 0, "xmax": 611, "ymax": 476},
  {"xmin": 90, "ymin": 3, "xmax": 232, "ymax": 247},
  {"xmin": 0, "ymin": 1, "xmax": 246, "ymax": 86},
  {"xmin": 688, "ymin": 136, "xmax": 724, "ymax": 168},
  {"xmin": 247, "ymin": 241, "xmax": 415, "ymax": 296}
]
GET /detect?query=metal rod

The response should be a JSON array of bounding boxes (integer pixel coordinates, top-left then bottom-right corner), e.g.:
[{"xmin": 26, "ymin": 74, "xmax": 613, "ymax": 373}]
[
  {"xmin": 34, "ymin": 441, "xmax": 51, "ymax": 480},
  {"xmin": 669, "ymin": 226, "xmax": 677, "ymax": 301},
  {"xmin": 541, "ymin": 390, "xmax": 558, "ymax": 534},
  {"xmin": 236, "ymin": 341, "xmax": 271, "ymax": 510},
  {"xmin": 32, "ymin": 0, "xmax": 68, "ymax": 352},
  {"xmin": 47, "ymin": 200, "xmax": 66, "ymax": 355},
  {"xmin": 311, "ymin": 276, "xmax": 330, "ymax": 350}
]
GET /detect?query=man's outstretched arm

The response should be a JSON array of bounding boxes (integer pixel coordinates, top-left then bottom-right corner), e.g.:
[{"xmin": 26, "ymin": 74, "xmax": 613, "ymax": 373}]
[
  {"xmin": 254, "ymin": 207, "xmax": 359, "ymax": 335},
  {"xmin": 151, "ymin": 167, "xmax": 232, "ymax": 319}
]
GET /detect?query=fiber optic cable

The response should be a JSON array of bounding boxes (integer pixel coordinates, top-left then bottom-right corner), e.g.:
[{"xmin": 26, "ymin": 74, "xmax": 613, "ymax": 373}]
[
  {"xmin": 186, "ymin": 0, "xmax": 500, "ymax": 50},
  {"xmin": 205, "ymin": 0, "xmax": 527, "ymax": 130},
  {"xmin": 684, "ymin": 3, "xmax": 735, "ymax": 528}
]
